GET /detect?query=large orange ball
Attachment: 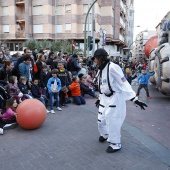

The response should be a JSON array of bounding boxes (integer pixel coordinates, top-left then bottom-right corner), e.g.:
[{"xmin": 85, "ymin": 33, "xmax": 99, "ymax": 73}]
[{"xmin": 16, "ymin": 99, "xmax": 47, "ymax": 130}]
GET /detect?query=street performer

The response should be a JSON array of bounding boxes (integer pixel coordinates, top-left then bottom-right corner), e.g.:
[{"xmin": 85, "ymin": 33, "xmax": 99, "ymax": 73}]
[{"xmin": 92, "ymin": 49, "xmax": 147, "ymax": 153}]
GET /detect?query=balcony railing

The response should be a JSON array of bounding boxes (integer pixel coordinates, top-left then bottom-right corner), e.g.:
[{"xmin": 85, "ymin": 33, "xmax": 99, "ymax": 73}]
[
  {"xmin": 16, "ymin": 13, "xmax": 25, "ymax": 21},
  {"xmin": 120, "ymin": 17, "xmax": 125, "ymax": 28},
  {"xmin": 119, "ymin": 34, "xmax": 124, "ymax": 42},
  {"xmin": 16, "ymin": 30, "xmax": 25, "ymax": 38},
  {"xmin": 16, "ymin": 0, "xmax": 25, "ymax": 2}
]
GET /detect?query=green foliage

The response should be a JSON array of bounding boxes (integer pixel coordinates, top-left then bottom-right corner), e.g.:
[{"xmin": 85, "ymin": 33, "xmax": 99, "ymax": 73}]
[{"xmin": 23, "ymin": 39, "xmax": 83, "ymax": 54}]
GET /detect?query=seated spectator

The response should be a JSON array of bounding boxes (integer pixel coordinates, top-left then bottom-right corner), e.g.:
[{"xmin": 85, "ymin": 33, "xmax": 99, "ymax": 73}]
[
  {"xmin": 18, "ymin": 76, "xmax": 32, "ymax": 99},
  {"xmin": 31, "ymin": 78, "xmax": 50, "ymax": 113},
  {"xmin": 69, "ymin": 76, "xmax": 86, "ymax": 105},
  {"xmin": 0, "ymin": 97, "xmax": 18, "ymax": 135},
  {"xmin": 7, "ymin": 76, "xmax": 25, "ymax": 103},
  {"xmin": 80, "ymin": 78, "xmax": 97, "ymax": 98}
]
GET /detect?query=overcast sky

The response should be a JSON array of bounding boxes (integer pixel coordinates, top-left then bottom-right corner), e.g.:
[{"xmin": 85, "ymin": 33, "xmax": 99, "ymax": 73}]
[{"xmin": 134, "ymin": 0, "xmax": 170, "ymax": 37}]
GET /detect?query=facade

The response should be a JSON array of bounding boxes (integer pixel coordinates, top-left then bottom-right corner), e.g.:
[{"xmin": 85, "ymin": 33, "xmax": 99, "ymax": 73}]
[
  {"xmin": 0, "ymin": 0, "xmax": 134, "ymax": 58},
  {"xmin": 132, "ymin": 30, "xmax": 156, "ymax": 61}
]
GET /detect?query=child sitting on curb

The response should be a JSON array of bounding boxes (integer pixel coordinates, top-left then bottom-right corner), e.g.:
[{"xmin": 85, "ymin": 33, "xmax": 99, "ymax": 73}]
[
  {"xmin": 69, "ymin": 76, "xmax": 86, "ymax": 105},
  {"xmin": 0, "ymin": 98, "xmax": 18, "ymax": 135}
]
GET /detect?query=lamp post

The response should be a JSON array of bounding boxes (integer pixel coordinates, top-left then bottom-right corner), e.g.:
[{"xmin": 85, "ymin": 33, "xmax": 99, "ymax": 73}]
[{"xmin": 84, "ymin": 0, "xmax": 97, "ymax": 58}]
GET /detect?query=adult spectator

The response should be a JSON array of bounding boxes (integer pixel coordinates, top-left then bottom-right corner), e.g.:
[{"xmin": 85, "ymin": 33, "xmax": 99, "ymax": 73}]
[
  {"xmin": 35, "ymin": 53, "xmax": 46, "ymax": 78},
  {"xmin": 0, "ymin": 51, "xmax": 5, "ymax": 68},
  {"xmin": 4, "ymin": 48, "xmax": 12, "ymax": 60},
  {"xmin": 46, "ymin": 52, "xmax": 57, "ymax": 70},
  {"xmin": 18, "ymin": 55, "xmax": 32, "ymax": 88},
  {"xmin": 0, "ymin": 60, "xmax": 14, "ymax": 85},
  {"xmin": 67, "ymin": 54, "xmax": 81, "ymax": 76}
]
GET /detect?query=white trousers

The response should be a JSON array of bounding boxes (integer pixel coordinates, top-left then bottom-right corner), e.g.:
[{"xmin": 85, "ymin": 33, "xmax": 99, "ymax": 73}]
[{"xmin": 98, "ymin": 92, "xmax": 126, "ymax": 144}]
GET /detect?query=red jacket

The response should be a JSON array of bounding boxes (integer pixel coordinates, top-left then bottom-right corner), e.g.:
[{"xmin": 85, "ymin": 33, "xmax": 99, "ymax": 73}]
[{"xmin": 69, "ymin": 81, "xmax": 81, "ymax": 96}]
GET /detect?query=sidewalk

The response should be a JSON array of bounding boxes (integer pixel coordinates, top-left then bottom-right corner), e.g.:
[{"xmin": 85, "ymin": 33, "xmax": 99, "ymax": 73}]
[{"xmin": 0, "ymin": 98, "xmax": 170, "ymax": 170}]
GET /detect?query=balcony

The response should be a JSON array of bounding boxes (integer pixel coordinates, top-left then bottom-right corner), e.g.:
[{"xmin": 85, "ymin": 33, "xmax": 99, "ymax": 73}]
[
  {"xmin": 16, "ymin": 13, "xmax": 25, "ymax": 22},
  {"xmin": 16, "ymin": 0, "xmax": 25, "ymax": 5},
  {"xmin": 120, "ymin": 17, "xmax": 125, "ymax": 29},
  {"xmin": 16, "ymin": 30, "xmax": 26, "ymax": 38},
  {"xmin": 120, "ymin": 0, "xmax": 126, "ymax": 14},
  {"xmin": 119, "ymin": 34, "xmax": 124, "ymax": 42}
]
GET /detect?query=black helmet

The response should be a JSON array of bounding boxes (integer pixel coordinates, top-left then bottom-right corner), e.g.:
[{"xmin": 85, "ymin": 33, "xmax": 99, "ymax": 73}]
[{"xmin": 92, "ymin": 48, "xmax": 109, "ymax": 61}]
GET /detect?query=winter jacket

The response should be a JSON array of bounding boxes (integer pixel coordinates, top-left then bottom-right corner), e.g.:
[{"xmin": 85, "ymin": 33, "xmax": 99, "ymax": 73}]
[
  {"xmin": 67, "ymin": 57, "xmax": 81, "ymax": 72},
  {"xmin": 7, "ymin": 83, "xmax": 20, "ymax": 96},
  {"xmin": 125, "ymin": 74, "xmax": 137, "ymax": 85},
  {"xmin": 1, "ymin": 108, "xmax": 15, "ymax": 121},
  {"xmin": 47, "ymin": 77, "xmax": 62, "ymax": 92},
  {"xmin": 69, "ymin": 81, "xmax": 81, "ymax": 96},
  {"xmin": 18, "ymin": 82, "xmax": 29, "ymax": 94},
  {"xmin": 137, "ymin": 72, "xmax": 155, "ymax": 84},
  {"xmin": 40, "ymin": 70, "xmax": 51, "ymax": 88},
  {"xmin": 18, "ymin": 62, "xmax": 30, "ymax": 81},
  {"xmin": 0, "ymin": 67, "xmax": 13, "ymax": 84},
  {"xmin": 57, "ymin": 69, "xmax": 71, "ymax": 87},
  {"xmin": 31, "ymin": 84, "xmax": 42, "ymax": 98}
]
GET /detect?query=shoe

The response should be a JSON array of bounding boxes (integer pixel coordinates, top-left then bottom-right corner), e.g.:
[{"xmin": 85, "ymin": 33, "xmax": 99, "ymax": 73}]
[
  {"xmin": 0, "ymin": 128, "xmax": 3, "ymax": 135},
  {"xmin": 46, "ymin": 109, "xmax": 50, "ymax": 113},
  {"xmin": 3, "ymin": 123, "xmax": 17, "ymax": 130},
  {"xmin": 61, "ymin": 104, "xmax": 68, "ymax": 108},
  {"xmin": 57, "ymin": 107, "xmax": 62, "ymax": 111},
  {"xmin": 99, "ymin": 135, "xmax": 108, "ymax": 143},
  {"xmin": 50, "ymin": 110, "xmax": 55, "ymax": 114},
  {"xmin": 147, "ymin": 96, "xmax": 152, "ymax": 99},
  {"xmin": 106, "ymin": 143, "xmax": 121, "ymax": 153},
  {"xmin": 136, "ymin": 94, "xmax": 139, "ymax": 96}
]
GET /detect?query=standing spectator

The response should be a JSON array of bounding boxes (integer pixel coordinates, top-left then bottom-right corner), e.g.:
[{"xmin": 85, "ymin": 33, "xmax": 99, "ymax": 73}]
[
  {"xmin": 35, "ymin": 53, "xmax": 46, "ymax": 78},
  {"xmin": 39, "ymin": 65, "xmax": 51, "ymax": 99},
  {"xmin": 4, "ymin": 48, "xmax": 12, "ymax": 60},
  {"xmin": 46, "ymin": 52, "xmax": 57, "ymax": 70},
  {"xmin": 69, "ymin": 76, "xmax": 86, "ymax": 105},
  {"xmin": 47, "ymin": 69, "xmax": 62, "ymax": 113},
  {"xmin": 57, "ymin": 61, "xmax": 71, "ymax": 107},
  {"xmin": 136, "ymin": 69, "xmax": 155, "ymax": 98},
  {"xmin": 67, "ymin": 54, "xmax": 81, "ymax": 76},
  {"xmin": 18, "ymin": 55, "xmax": 32, "ymax": 88},
  {"xmin": 125, "ymin": 71, "xmax": 137, "ymax": 85},
  {"xmin": 0, "ymin": 51, "xmax": 5, "ymax": 68}
]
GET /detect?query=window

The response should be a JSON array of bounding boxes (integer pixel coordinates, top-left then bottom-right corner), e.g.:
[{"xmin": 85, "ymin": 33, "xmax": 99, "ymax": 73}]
[
  {"xmin": 2, "ymin": 6, "xmax": 9, "ymax": 16},
  {"xmin": 55, "ymin": 5, "xmax": 62, "ymax": 15},
  {"xmin": 33, "ymin": 25, "xmax": 43, "ymax": 33},
  {"xmin": 55, "ymin": 25, "xmax": 62, "ymax": 33},
  {"xmin": 2, "ymin": 25, "xmax": 9, "ymax": 33},
  {"xmin": 65, "ymin": 5, "xmax": 71, "ymax": 12},
  {"xmin": 32, "ymin": 6, "xmax": 43, "ymax": 15},
  {"xmin": 65, "ymin": 24, "xmax": 71, "ymax": 31},
  {"xmin": 83, "ymin": 4, "xmax": 91, "ymax": 14},
  {"xmin": 83, "ymin": 24, "xmax": 92, "ymax": 32}
]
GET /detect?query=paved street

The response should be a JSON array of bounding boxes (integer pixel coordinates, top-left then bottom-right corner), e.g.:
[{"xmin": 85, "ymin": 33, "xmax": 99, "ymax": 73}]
[{"xmin": 0, "ymin": 83, "xmax": 170, "ymax": 170}]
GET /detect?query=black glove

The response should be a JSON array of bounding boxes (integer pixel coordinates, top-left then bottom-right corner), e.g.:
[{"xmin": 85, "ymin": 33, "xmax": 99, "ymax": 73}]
[
  {"xmin": 131, "ymin": 97, "xmax": 148, "ymax": 110},
  {"xmin": 95, "ymin": 99, "xmax": 100, "ymax": 108}
]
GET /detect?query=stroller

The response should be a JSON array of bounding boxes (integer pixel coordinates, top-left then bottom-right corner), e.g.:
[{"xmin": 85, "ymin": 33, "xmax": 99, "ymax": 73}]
[{"xmin": 0, "ymin": 85, "xmax": 11, "ymax": 112}]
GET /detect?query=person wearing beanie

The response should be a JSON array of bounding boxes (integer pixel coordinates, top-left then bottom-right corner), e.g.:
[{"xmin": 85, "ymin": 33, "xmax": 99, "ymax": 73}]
[{"xmin": 93, "ymin": 48, "xmax": 147, "ymax": 153}]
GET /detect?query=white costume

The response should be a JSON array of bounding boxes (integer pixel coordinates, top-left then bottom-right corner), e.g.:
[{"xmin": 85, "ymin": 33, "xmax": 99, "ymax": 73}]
[{"xmin": 97, "ymin": 62, "xmax": 136, "ymax": 144}]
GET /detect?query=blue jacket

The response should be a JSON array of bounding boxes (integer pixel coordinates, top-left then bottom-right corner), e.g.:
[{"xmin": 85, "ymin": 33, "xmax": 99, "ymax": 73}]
[
  {"xmin": 137, "ymin": 72, "xmax": 155, "ymax": 84},
  {"xmin": 47, "ymin": 77, "xmax": 62, "ymax": 92},
  {"xmin": 19, "ymin": 62, "xmax": 30, "ymax": 81}
]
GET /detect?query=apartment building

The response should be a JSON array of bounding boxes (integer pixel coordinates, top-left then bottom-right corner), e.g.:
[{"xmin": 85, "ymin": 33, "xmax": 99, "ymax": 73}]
[{"xmin": 0, "ymin": 0, "xmax": 134, "ymax": 57}]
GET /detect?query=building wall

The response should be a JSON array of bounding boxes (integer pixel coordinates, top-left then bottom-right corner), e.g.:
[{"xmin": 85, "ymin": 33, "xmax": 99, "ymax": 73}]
[{"xmin": 0, "ymin": 0, "xmax": 134, "ymax": 57}]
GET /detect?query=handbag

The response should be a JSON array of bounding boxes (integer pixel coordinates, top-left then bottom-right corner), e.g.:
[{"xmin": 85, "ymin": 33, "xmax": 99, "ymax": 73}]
[{"xmin": 61, "ymin": 86, "xmax": 69, "ymax": 93}]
